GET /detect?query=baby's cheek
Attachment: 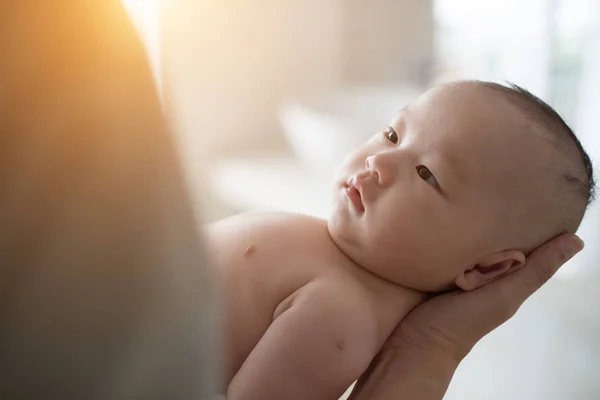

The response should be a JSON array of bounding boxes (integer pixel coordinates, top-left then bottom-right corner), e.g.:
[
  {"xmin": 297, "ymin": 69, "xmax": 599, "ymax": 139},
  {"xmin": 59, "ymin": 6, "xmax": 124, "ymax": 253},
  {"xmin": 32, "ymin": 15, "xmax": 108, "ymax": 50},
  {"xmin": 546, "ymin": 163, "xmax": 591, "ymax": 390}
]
[{"xmin": 335, "ymin": 151, "xmax": 361, "ymax": 177}]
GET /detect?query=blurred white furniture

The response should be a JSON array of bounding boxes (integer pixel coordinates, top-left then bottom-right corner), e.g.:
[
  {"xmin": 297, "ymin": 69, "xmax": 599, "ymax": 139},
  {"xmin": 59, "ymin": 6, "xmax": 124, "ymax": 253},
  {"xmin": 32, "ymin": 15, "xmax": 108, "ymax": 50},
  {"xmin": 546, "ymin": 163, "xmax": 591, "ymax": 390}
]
[{"xmin": 210, "ymin": 154, "xmax": 331, "ymax": 218}]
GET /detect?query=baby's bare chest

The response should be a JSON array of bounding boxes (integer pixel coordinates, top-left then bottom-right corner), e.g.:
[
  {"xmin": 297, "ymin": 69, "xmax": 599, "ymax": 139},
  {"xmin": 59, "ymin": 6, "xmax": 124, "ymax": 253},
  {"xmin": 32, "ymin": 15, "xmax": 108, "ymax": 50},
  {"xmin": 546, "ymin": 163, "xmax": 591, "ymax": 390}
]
[{"xmin": 205, "ymin": 212, "xmax": 405, "ymax": 381}]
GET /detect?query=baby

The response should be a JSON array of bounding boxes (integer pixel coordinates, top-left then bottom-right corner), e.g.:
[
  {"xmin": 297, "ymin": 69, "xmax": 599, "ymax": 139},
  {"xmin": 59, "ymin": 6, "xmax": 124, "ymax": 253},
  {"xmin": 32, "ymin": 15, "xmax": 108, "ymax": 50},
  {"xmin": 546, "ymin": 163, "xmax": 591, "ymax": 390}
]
[{"xmin": 206, "ymin": 81, "xmax": 595, "ymax": 400}]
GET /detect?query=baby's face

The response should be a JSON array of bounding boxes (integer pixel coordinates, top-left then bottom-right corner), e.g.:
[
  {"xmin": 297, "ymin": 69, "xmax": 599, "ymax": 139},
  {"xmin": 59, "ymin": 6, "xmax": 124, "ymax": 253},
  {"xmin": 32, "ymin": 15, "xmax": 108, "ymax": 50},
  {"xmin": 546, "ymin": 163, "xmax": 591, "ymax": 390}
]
[{"xmin": 328, "ymin": 83, "xmax": 543, "ymax": 292}]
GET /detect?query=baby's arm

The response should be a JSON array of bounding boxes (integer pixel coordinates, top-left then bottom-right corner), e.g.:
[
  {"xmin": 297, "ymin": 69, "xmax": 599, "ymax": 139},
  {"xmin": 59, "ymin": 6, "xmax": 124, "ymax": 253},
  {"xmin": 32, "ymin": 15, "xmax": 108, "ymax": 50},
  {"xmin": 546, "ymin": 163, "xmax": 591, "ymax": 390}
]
[{"xmin": 227, "ymin": 282, "xmax": 378, "ymax": 400}]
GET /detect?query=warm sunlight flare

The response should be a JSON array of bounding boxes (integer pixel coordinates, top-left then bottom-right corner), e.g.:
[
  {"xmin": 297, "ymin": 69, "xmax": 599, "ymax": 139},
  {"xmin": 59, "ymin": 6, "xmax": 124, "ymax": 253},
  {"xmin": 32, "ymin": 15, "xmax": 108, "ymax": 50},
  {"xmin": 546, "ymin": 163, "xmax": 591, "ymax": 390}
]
[{"xmin": 121, "ymin": 0, "xmax": 161, "ymax": 87}]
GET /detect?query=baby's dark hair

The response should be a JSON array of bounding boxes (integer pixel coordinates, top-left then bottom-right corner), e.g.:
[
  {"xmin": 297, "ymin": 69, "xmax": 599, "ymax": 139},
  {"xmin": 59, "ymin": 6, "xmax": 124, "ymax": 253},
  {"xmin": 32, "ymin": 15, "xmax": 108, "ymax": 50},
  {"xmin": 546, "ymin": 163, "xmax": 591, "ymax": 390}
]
[{"xmin": 479, "ymin": 81, "xmax": 596, "ymax": 233}]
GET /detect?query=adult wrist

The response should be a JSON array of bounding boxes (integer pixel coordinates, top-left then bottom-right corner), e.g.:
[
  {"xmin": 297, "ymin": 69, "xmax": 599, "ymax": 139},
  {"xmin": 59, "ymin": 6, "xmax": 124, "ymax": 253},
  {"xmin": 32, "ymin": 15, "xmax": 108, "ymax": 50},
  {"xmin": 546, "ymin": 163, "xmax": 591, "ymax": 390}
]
[{"xmin": 349, "ymin": 343, "xmax": 460, "ymax": 400}]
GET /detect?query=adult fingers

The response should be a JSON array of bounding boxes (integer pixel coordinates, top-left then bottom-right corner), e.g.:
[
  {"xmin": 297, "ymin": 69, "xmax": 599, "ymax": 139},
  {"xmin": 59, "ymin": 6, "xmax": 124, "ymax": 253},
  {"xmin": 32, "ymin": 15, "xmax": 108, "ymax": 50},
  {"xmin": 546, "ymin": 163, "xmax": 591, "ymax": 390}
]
[{"xmin": 487, "ymin": 233, "xmax": 584, "ymax": 318}]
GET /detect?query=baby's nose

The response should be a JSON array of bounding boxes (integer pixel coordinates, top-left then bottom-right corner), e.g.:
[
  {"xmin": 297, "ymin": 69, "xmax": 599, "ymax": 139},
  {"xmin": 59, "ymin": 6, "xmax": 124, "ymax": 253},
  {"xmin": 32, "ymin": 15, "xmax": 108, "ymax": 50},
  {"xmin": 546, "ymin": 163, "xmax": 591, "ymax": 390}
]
[
  {"xmin": 366, "ymin": 152, "xmax": 399, "ymax": 186},
  {"xmin": 365, "ymin": 156, "xmax": 380, "ymax": 183}
]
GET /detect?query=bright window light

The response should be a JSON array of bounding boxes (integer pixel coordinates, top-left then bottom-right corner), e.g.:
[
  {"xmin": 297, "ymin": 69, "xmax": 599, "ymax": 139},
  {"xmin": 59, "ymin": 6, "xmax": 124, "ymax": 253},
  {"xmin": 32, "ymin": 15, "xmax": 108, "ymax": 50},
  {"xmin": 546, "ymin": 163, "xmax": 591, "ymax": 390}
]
[{"xmin": 121, "ymin": 0, "xmax": 162, "ymax": 90}]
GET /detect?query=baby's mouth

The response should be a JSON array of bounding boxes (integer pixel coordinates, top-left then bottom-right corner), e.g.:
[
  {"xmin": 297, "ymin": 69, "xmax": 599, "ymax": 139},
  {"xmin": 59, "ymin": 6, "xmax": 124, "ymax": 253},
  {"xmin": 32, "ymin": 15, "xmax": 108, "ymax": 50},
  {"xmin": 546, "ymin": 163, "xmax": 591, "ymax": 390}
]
[{"xmin": 344, "ymin": 178, "xmax": 365, "ymax": 213}]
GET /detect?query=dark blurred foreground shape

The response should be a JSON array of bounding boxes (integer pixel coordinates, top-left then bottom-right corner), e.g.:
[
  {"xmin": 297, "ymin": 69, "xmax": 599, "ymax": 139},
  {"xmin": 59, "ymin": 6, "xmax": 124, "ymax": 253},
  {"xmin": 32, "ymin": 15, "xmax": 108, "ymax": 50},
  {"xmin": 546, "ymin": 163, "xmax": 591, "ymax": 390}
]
[{"xmin": 0, "ymin": 1, "xmax": 216, "ymax": 398}]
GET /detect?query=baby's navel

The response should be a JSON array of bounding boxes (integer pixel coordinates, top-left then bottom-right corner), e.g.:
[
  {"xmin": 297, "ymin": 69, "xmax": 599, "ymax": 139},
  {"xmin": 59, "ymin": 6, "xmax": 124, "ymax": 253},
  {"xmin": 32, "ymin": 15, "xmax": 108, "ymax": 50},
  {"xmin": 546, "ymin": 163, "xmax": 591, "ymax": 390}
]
[
  {"xmin": 336, "ymin": 341, "xmax": 345, "ymax": 351},
  {"xmin": 244, "ymin": 244, "xmax": 256, "ymax": 257}
]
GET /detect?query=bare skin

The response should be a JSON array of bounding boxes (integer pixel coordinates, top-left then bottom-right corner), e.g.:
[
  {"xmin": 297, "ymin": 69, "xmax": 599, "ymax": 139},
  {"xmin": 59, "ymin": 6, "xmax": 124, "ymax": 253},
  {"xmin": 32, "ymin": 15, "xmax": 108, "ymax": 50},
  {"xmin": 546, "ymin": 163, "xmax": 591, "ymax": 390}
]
[
  {"xmin": 206, "ymin": 212, "xmax": 425, "ymax": 399},
  {"xmin": 206, "ymin": 82, "xmax": 585, "ymax": 399},
  {"xmin": 349, "ymin": 233, "xmax": 584, "ymax": 400}
]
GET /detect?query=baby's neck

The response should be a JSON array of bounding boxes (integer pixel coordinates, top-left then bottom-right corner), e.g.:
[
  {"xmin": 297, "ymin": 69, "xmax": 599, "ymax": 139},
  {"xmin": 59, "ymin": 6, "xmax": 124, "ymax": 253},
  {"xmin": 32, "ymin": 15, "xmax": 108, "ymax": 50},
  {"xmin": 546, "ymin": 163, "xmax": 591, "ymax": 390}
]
[
  {"xmin": 326, "ymin": 231, "xmax": 427, "ymax": 315},
  {"xmin": 359, "ymin": 260, "xmax": 426, "ymax": 313}
]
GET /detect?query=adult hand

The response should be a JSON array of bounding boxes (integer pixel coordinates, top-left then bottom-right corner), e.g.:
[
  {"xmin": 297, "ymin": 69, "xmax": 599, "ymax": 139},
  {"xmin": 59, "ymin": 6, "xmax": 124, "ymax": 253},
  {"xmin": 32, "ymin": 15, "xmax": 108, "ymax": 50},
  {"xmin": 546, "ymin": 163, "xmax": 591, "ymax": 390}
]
[{"xmin": 350, "ymin": 233, "xmax": 585, "ymax": 400}]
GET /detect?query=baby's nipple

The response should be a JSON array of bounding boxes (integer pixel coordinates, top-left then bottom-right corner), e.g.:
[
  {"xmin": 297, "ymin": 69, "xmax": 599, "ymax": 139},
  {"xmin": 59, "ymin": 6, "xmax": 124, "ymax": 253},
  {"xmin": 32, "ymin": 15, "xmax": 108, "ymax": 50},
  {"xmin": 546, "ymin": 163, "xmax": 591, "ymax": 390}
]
[{"xmin": 244, "ymin": 244, "xmax": 256, "ymax": 258}]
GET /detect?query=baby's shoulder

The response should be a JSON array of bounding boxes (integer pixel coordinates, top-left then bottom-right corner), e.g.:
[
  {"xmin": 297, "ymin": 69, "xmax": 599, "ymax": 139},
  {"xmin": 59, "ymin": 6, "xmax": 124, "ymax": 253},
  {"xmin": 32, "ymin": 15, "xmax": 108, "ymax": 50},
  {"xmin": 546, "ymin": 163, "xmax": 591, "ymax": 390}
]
[
  {"xmin": 207, "ymin": 211, "xmax": 324, "ymax": 230},
  {"xmin": 206, "ymin": 211, "xmax": 329, "ymax": 251},
  {"xmin": 205, "ymin": 211, "xmax": 338, "ymax": 279}
]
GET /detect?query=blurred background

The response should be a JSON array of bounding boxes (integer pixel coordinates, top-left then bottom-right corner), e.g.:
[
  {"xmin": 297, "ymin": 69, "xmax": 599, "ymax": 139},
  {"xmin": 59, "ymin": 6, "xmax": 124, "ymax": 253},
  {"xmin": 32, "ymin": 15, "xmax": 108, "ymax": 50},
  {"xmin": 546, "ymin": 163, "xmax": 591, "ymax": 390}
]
[{"xmin": 124, "ymin": 1, "xmax": 600, "ymax": 399}]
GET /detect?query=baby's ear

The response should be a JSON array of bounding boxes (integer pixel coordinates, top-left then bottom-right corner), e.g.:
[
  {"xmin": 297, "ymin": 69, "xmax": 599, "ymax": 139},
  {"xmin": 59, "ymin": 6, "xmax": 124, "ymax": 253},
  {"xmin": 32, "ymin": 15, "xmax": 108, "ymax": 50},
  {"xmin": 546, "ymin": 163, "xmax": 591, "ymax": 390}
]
[{"xmin": 454, "ymin": 250, "xmax": 526, "ymax": 291}]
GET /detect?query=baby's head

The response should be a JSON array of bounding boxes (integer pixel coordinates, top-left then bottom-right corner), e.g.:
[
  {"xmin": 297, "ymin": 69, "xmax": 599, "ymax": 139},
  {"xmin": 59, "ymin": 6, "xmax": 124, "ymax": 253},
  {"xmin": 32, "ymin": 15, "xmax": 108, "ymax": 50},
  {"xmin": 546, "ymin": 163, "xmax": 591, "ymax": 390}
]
[{"xmin": 328, "ymin": 80, "xmax": 595, "ymax": 292}]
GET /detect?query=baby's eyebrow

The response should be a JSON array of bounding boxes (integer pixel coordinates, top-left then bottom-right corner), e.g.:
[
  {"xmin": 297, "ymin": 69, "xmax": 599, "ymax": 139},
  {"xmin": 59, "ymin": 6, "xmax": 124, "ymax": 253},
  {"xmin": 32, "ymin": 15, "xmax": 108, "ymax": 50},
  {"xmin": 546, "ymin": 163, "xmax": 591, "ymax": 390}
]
[
  {"xmin": 397, "ymin": 104, "xmax": 410, "ymax": 116},
  {"xmin": 389, "ymin": 106, "xmax": 410, "ymax": 131}
]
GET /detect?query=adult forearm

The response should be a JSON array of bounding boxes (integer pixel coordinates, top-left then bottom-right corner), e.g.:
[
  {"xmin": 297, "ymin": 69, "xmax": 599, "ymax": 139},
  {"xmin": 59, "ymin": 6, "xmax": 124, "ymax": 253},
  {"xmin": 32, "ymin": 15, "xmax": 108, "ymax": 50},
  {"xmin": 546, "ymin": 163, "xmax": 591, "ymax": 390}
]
[{"xmin": 349, "ymin": 345, "xmax": 459, "ymax": 400}]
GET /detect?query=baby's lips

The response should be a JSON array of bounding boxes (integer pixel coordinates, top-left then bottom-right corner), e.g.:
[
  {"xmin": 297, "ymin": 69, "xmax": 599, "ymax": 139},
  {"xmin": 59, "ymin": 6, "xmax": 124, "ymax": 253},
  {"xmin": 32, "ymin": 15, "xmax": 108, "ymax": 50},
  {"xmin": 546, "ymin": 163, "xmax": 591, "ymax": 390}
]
[
  {"xmin": 345, "ymin": 184, "xmax": 365, "ymax": 212},
  {"xmin": 345, "ymin": 174, "xmax": 368, "ymax": 212},
  {"xmin": 350, "ymin": 171, "xmax": 371, "ymax": 192}
]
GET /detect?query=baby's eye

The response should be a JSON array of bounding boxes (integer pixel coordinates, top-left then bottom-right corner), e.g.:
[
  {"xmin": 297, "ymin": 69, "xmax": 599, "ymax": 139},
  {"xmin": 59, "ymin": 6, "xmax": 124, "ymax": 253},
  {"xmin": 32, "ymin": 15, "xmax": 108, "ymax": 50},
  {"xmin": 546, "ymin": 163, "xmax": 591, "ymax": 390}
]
[
  {"xmin": 416, "ymin": 165, "xmax": 438, "ymax": 186},
  {"xmin": 385, "ymin": 126, "xmax": 398, "ymax": 144}
]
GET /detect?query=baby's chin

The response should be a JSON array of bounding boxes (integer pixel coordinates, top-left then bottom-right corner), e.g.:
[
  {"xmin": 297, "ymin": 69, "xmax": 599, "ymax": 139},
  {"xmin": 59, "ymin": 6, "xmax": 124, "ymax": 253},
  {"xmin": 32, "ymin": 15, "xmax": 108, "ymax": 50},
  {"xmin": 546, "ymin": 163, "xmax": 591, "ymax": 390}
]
[
  {"xmin": 325, "ymin": 214, "xmax": 349, "ymax": 248},
  {"xmin": 325, "ymin": 205, "xmax": 366, "ymax": 247}
]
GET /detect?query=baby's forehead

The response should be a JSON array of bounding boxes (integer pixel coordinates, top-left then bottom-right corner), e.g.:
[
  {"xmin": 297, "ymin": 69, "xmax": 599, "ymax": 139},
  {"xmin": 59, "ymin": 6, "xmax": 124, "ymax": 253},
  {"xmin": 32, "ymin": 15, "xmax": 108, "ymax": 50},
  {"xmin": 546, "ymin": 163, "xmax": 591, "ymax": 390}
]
[
  {"xmin": 410, "ymin": 83, "xmax": 556, "ymax": 185},
  {"xmin": 411, "ymin": 82, "xmax": 534, "ymax": 141},
  {"xmin": 410, "ymin": 82, "xmax": 589, "ymax": 236},
  {"xmin": 420, "ymin": 81, "xmax": 517, "ymax": 109}
]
